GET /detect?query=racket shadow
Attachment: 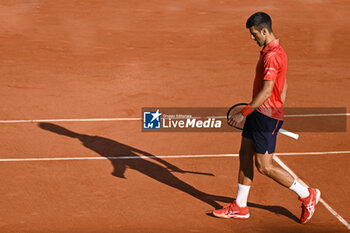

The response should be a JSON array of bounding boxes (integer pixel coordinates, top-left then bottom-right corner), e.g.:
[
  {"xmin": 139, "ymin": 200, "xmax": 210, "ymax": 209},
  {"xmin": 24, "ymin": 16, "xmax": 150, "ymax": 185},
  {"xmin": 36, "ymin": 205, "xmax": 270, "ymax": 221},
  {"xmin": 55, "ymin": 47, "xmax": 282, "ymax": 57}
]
[{"xmin": 38, "ymin": 122, "xmax": 230, "ymax": 209}]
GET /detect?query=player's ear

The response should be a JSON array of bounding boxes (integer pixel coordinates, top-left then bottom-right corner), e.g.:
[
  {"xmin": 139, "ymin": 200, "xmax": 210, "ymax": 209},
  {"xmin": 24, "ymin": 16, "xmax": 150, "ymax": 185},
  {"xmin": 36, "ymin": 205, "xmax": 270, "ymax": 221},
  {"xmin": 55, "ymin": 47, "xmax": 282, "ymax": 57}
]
[{"xmin": 261, "ymin": 28, "xmax": 269, "ymax": 36}]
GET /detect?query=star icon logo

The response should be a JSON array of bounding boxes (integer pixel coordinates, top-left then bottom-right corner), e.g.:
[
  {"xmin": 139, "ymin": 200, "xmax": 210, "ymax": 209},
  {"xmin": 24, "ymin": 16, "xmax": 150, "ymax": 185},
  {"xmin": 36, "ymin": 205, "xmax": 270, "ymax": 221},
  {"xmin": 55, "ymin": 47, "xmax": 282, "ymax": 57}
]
[
  {"xmin": 151, "ymin": 109, "xmax": 161, "ymax": 122},
  {"xmin": 143, "ymin": 109, "xmax": 162, "ymax": 129}
]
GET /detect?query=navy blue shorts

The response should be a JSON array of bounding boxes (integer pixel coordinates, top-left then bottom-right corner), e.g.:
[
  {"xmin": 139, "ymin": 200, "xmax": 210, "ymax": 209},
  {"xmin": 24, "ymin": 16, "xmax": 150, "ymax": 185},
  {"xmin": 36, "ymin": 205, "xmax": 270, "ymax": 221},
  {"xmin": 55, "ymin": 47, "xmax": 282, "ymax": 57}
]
[{"xmin": 242, "ymin": 111, "xmax": 283, "ymax": 154}]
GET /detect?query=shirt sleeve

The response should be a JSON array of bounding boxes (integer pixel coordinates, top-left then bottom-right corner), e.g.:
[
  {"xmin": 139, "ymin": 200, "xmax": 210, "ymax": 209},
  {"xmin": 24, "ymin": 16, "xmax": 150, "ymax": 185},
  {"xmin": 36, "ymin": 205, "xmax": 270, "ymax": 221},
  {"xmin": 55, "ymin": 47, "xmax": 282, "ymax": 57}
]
[{"xmin": 263, "ymin": 54, "xmax": 279, "ymax": 81}]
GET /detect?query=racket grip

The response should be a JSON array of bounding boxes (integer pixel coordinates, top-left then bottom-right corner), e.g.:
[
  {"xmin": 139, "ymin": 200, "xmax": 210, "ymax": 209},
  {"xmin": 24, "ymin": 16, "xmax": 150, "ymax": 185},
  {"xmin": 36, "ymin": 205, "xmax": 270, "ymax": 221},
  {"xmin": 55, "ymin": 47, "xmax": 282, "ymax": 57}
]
[{"xmin": 279, "ymin": 128, "xmax": 299, "ymax": 140}]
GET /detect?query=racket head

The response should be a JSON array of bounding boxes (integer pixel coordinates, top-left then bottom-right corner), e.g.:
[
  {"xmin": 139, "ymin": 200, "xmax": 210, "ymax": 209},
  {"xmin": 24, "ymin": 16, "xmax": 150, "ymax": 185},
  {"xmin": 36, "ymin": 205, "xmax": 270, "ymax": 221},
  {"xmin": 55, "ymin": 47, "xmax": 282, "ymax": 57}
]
[{"xmin": 227, "ymin": 103, "xmax": 248, "ymax": 130}]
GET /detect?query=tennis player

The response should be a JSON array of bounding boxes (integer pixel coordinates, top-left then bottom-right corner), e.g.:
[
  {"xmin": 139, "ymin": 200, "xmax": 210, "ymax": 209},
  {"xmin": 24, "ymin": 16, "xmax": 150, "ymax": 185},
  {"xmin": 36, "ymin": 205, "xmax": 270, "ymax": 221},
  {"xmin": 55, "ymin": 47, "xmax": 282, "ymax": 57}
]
[{"xmin": 213, "ymin": 12, "xmax": 320, "ymax": 224}]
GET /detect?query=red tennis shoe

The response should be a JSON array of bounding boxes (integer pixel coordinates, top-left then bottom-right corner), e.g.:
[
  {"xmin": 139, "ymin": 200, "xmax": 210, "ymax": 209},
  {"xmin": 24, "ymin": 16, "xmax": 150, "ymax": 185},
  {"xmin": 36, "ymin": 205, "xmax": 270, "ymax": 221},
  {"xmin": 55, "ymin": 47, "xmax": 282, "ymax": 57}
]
[
  {"xmin": 212, "ymin": 201, "xmax": 250, "ymax": 219},
  {"xmin": 299, "ymin": 188, "xmax": 321, "ymax": 224}
]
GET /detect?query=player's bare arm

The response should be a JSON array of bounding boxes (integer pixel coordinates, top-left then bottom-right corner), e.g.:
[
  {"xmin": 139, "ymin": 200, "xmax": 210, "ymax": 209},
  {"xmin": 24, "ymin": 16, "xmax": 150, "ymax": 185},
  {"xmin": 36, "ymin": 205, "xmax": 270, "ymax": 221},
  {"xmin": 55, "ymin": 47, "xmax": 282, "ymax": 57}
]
[{"xmin": 248, "ymin": 80, "xmax": 274, "ymax": 109}]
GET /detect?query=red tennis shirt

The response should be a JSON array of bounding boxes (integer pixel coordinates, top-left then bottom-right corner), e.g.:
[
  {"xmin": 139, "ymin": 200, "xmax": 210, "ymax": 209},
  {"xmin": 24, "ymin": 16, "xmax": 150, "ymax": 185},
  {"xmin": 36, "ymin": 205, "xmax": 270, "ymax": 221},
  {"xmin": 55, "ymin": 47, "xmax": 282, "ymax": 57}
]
[{"xmin": 253, "ymin": 39, "xmax": 287, "ymax": 120}]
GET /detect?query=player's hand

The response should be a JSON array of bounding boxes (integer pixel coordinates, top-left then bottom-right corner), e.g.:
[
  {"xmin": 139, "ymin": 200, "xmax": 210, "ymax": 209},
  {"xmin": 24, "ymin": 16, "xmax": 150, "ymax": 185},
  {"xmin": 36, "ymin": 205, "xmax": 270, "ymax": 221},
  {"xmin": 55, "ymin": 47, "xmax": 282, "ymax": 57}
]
[{"xmin": 227, "ymin": 112, "xmax": 245, "ymax": 127}]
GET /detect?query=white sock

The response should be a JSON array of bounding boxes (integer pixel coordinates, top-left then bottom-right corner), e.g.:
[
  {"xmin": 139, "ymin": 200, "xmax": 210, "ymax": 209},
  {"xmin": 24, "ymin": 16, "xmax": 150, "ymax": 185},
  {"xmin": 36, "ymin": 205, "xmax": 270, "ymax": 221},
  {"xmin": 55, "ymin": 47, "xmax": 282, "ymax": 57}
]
[
  {"xmin": 289, "ymin": 180, "xmax": 310, "ymax": 198},
  {"xmin": 236, "ymin": 184, "xmax": 251, "ymax": 208}
]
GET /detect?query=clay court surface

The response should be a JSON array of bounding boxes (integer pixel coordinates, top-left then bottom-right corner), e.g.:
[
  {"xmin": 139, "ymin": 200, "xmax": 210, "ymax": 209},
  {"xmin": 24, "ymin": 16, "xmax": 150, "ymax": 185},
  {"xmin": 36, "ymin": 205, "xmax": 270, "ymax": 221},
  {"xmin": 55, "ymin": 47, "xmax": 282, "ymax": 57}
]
[{"xmin": 0, "ymin": 0, "xmax": 349, "ymax": 232}]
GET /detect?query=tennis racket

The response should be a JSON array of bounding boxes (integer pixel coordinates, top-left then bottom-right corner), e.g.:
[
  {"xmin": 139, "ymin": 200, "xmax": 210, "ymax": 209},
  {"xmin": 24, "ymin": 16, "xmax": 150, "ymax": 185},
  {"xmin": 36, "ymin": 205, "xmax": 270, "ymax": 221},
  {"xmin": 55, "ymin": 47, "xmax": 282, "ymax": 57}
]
[{"xmin": 227, "ymin": 103, "xmax": 299, "ymax": 140}]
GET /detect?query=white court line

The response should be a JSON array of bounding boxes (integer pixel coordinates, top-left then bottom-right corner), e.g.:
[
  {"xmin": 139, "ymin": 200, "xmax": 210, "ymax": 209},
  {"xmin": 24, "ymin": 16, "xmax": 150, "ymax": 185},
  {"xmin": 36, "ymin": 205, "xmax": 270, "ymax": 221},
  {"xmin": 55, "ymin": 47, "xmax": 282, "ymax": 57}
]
[
  {"xmin": 273, "ymin": 156, "xmax": 350, "ymax": 230},
  {"xmin": 208, "ymin": 113, "xmax": 350, "ymax": 119},
  {"xmin": 285, "ymin": 113, "xmax": 350, "ymax": 118},
  {"xmin": 275, "ymin": 151, "xmax": 350, "ymax": 156},
  {"xmin": 0, "ymin": 154, "xmax": 237, "ymax": 162},
  {"xmin": 0, "ymin": 118, "xmax": 142, "ymax": 123},
  {"xmin": 0, "ymin": 112, "xmax": 349, "ymax": 123},
  {"xmin": 1, "ymin": 150, "xmax": 350, "ymax": 162}
]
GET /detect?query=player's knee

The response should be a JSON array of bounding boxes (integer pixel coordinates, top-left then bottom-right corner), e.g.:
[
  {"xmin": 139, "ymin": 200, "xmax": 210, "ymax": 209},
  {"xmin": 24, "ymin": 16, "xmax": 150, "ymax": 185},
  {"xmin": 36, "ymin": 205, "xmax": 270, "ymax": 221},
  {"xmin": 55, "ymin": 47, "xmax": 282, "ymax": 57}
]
[{"xmin": 255, "ymin": 161, "xmax": 272, "ymax": 176}]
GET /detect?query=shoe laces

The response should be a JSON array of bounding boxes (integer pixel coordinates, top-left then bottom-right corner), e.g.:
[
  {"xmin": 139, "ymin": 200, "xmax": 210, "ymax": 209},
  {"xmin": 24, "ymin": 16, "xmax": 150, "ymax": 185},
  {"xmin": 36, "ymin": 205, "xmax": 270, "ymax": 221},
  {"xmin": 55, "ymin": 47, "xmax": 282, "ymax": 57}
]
[
  {"xmin": 223, "ymin": 203, "xmax": 235, "ymax": 212},
  {"xmin": 299, "ymin": 197, "xmax": 315, "ymax": 214}
]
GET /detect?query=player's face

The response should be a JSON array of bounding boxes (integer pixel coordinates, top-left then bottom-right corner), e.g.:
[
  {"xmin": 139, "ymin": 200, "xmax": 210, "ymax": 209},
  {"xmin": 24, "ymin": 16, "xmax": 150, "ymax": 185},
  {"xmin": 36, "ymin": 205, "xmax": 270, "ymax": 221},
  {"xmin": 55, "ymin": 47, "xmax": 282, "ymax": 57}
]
[{"xmin": 248, "ymin": 26, "xmax": 265, "ymax": 47}]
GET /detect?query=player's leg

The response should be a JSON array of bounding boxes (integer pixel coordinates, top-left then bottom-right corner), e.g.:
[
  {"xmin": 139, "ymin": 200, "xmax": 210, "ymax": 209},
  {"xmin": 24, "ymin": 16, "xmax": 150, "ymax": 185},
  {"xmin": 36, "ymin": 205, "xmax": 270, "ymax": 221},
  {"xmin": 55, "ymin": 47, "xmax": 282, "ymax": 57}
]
[
  {"xmin": 255, "ymin": 152, "xmax": 294, "ymax": 187},
  {"xmin": 253, "ymin": 111, "xmax": 321, "ymax": 224},
  {"xmin": 236, "ymin": 136, "xmax": 254, "ymax": 208},
  {"xmin": 255, "ymin": 151, "xmax": 321, "ymax": 223},
  {"xmin": 238, "ymin": 136, "xmax": 254, "ymax": 185},
  {"xmin": 212, "ymin": 136, "xmax": 253, "ymax": 219},
  {"xmin": 251, "ymin": 112, "xmax": 321, "ymax": 223},
  {"xmin": 212, "ymin": 111, "xmax": 256, "ymax": 219},
  {"xmin": 252, "ymin": 112, "xmax": 302, "ymax": 189}
]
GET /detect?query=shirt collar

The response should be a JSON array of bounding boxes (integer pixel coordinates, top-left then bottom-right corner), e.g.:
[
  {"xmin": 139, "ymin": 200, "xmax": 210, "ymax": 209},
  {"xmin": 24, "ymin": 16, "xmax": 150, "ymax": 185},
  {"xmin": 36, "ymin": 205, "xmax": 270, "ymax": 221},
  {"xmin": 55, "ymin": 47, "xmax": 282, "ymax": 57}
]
[{"xmin": 261, "ymin": 39, "xmax": 279, "ymax": 54}]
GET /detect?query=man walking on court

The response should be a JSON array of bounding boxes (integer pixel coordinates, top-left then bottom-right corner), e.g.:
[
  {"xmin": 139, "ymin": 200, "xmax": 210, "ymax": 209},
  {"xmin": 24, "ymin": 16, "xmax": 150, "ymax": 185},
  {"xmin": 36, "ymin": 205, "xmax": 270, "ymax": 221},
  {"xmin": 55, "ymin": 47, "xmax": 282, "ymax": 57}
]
[{"xmin": 213, "ymin": 12, "xmax": 320, "ymax": 224}]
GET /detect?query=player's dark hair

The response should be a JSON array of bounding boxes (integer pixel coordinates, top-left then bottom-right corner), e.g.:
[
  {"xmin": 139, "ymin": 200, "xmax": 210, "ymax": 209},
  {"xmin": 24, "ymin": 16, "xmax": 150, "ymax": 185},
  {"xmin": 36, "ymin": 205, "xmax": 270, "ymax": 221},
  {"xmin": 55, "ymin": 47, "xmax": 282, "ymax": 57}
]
[{"xmin": 246, "ymin": 12, "xmax": 272, "ymax": 32}]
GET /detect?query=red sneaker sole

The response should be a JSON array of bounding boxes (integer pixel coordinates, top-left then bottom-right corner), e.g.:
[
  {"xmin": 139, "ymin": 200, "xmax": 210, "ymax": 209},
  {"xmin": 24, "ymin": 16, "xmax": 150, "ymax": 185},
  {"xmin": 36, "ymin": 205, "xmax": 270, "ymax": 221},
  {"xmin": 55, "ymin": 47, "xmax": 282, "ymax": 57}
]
[{"xmin": 212, "ymin": 212, "xmax": 250, "ymax": 219}]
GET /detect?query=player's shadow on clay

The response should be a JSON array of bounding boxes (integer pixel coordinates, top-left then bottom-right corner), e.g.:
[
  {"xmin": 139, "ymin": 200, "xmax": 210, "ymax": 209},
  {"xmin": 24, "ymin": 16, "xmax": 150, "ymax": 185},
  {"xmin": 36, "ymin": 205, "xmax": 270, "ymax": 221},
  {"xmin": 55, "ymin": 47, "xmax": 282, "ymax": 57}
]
[{"xmin": 38, "ymin": 123, "xmax": 299, "ymax": 222}]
